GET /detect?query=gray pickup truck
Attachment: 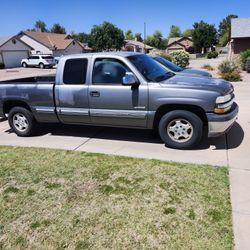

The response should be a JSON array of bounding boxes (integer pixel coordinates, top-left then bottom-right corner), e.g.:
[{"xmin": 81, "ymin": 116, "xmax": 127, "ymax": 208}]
[{"xmin": 0, "ymin": 52, "xmax": 238, "ymax": 149}]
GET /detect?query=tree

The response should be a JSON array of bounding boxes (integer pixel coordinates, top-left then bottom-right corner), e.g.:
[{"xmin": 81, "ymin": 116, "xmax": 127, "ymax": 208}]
[
  {"xmin": 168, "ymin": 25, "xmax": 182, "ymax": 38},
  {"xmin": 145, "ymin": 31, "xmax": 167, "ymax": 49},
  {"xmin": 192, "ymin": 21, "xmax": 217, "ymax": 53},
  {"xmin": 218, "ymin": 32, "xmax": 230, "ymax": 47},
  {"xmin": 125, "ymin": 30, "xmax": 134, "ymax": 40},
  {"xmin": 71, "ymin": 32, "xmax": 91, "ymax": 43},
  {"xmin": 34, "ymin": 20, "xmax": 47, "ymax": 32},
  {"xmin": 218, "ymin": 14, "xmax": 238, "ymax": 46},
  {"xmin": 134, "ymin": 33, "xmax": 143, "ymax": 42},
  {"xmin": 90, "ymin": 21, "xmax": 124, "ymax": 51},
  {"xmin": 50, "ymin": 23, "xmax": 66, "ymax": 34},
  {"xmin": 218, "ymin": 14, "xmax": 238, "ymax": 37},
  {"xmin": 183, "ymin": 29, "xmax": 194, "ymax": 37}
]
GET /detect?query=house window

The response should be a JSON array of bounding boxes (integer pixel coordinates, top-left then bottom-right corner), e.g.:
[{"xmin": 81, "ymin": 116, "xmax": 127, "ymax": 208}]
[{"xmin": 72, "ymin": 41, "xmax": 75, "ymax": 46}]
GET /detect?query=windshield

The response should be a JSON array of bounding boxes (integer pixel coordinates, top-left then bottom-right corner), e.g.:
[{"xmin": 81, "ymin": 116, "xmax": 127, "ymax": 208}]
[
  {"xmin": 154, "ymin": 56, "xmax": 183, "ymax": 72},
  {"xmin": 128, "ymin": 54, "xmax": 175, "ymax": 82}
]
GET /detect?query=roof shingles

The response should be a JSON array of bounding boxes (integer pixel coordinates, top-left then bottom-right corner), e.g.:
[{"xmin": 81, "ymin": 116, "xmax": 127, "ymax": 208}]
[
  {"xmin": 23, "ymin": 31, "xmax": 81, "ymax": 50},
  {"xmin": 231, "ymin": 18, "xmax": 250, "ymax": 38}
]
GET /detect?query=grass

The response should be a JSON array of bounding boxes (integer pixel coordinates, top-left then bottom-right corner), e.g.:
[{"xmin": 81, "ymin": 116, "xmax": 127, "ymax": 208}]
[{"xmin": 0, "ymin": 146, "xmax": 233, "ymax": 249}]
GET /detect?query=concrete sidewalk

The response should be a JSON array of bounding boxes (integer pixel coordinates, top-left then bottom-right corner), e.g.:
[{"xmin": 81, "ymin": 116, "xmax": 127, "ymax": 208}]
[{"xmin": 0, "ymin": 78, "xmax": 249, "ymax": 249}]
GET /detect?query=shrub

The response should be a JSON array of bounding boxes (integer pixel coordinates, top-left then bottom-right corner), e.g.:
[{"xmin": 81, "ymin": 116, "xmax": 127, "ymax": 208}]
[
  {"xmin": 240, "ymin": 49, "xmax": 250, "ymax": 70},
  {"xmin": 0, "ymin": 62, "xmax": 5, "ymax": 69},
  {"xmin": 155, "ymin": 52, "xmax": 173, "ymax": 62},
  {"xmin": 202, "ymin": 64, "xmax": 215, "ymax": 71},
  {"xmin": 207, "ymin": 51, "xmax": 219, "ymax": 59},
  {"xmin": 218, "ymin": 60, "xmax": 238, "ymax": 74},
  {"xmin": 170, "ymin": 51, "xmax": 189, "ymax": 68},
  {"xmin": 220, "ymin": 71, "xmax": 242, "ymax": 82}
]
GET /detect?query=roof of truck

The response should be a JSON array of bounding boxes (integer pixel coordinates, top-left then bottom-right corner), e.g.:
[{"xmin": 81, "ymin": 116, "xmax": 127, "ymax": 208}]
[{"xmin": 62, "ymin": 51, "xmax": 143, "ymax": 59}]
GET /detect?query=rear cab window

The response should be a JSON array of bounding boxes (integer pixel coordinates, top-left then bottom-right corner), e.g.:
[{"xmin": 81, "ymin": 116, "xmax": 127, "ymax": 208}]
[
  {"xmin": 63, "ymin": 58, "xmax": 88, "ymax": 84},
  {"xmin": 42, "ymin": 56, "xmax": 54, "ymax": 59}
]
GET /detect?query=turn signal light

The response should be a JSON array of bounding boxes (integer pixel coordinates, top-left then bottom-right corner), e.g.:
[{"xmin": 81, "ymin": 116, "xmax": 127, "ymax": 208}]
[{"xmin": 214, "ymin": 108, "xmax": 225, "ymax": 114}]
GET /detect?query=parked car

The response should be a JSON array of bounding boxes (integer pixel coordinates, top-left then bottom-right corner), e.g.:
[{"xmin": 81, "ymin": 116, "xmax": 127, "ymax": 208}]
[
  {"xmin": 0, "ymin": 52, "xmax": 238, "ymax": 149},
  {"xmin": 21, "ymin": 55, "xmax": 56, "ymax": 69},
  {"xmin": 153, "ymin": 56, "xmax": 212, "ymax": 77}
]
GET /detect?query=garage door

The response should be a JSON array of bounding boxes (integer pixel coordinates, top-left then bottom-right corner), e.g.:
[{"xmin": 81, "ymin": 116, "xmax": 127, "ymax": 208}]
[{"xmin": 2, "ymin": 51, "xmax": 28, "ymax": 68}]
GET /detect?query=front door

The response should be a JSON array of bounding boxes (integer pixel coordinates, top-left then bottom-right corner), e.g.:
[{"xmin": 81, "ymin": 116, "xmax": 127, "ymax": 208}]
[
  {"xmin": 55, "ymin": 58, "xmax": 90, "ymax": 124},
  {"xmin": 88, "ymin": 58, "xmax": 148, "ymax": 128}
]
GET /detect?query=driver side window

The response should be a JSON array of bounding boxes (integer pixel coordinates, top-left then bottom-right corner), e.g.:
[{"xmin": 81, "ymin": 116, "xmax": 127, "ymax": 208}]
[{"xmin": 92, "ymin": 58, "xmax": 132, "ymax": 85}]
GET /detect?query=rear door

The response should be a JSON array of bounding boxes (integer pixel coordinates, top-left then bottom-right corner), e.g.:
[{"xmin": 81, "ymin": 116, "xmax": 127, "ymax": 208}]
[
  {"xmin": 88, "ymin": 57, "xmax": 148, "ymax": 127},
  {"xmin": 55, "ymin": 58, "xmax": 90, "ymax": 124}
]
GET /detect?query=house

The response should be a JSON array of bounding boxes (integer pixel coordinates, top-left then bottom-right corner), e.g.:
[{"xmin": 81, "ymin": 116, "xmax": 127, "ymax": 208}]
[
  {"xmin": 0, "ymin": 36, "xmax": 33, "ymax": 68},
  {"xmin": 81, "ymin": 43, "xmax": 92, "ymax": 52},
  {"xmin": 166, "ymin": 37, "xmax": 193, "ymax": 54},
  {"xmin": 18, "ymin": 31, "xmax": 87, "ymax": 57},
  {"xmin": 230, "ymin": 18, "xmax": 250, "ymax": 56},
  {"xmin": 123, "ymin": 40, "xmax": 153, "ymax": 53}
]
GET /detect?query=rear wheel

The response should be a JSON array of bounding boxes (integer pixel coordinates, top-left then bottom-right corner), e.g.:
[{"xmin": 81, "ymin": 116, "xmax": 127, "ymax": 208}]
[
  {"xmin": 8, "ymin": 107, "xmax": 37, "ymax": 137},
  {"xmin": 158, "ymin": 110, "xmax": 203, "ymax": 149},
  {"xmin": 22, "ymin": 62, "xmax": 27, "ymax": 68}
]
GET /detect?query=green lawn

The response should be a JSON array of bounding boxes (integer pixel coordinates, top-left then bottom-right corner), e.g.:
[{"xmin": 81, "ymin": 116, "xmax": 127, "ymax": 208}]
[{"xmin": 0, "ymin": 146, "xmax": 232, "ymax": 249}]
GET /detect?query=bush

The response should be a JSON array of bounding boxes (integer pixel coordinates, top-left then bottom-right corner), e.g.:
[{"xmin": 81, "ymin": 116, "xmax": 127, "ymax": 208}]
[
  {"xmin": 156, "ymin": 52, "xmax": 173, "ymax": 62},
  {"xmin": 240, "ymin": 49, "xmax": 250, "ymax": 70},
  {"xmin": 0, "ymin": 62, "xmax": 5, "ymax": 69},
  {"xmin": 220, "ymin": 71, "xmax": 242, "ymax": 82},
  {"xmin": 207, "ymin": 51, "xmax": 219, "ymax": 59},
  {"xmin": 202, "ymin": 64, "xmax": 215, "ymax": 71},
  {"xmin": 170, "ymin": 51, "xmax": 189, "ymax": 68},
  {"xmin": 218, "ymin": 60, "xmax": 238, "ymax": 74}
]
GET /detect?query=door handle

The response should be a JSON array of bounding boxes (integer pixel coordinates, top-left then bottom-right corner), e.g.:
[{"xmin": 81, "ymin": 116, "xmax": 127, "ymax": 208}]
[{"xmin": 90, "ymin": 91, "xmax": 100, "ymax": 97}]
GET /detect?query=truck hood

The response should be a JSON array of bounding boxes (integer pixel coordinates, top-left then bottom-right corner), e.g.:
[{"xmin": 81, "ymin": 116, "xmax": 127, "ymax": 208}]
[
  {"xmin": 161, "ymin": 75, "xmax": 233, "ymax": 95},
  {"xmin": 180, "ymin": 69, "xmax": 212, "ymax": 77}
]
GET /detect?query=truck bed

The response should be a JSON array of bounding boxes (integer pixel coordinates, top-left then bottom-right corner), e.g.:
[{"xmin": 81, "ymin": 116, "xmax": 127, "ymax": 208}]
[
  {"xmin": 0, "ymin": 74, "xmax": 58, "ymax": 123},
  {"xmin": 0, "ymin": 75, "xmax": 55, "ymax": 84}
]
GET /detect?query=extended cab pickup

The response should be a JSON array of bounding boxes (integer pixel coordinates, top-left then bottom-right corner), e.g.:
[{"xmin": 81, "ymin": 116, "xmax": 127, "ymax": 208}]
[{"xmin": 0, "ymin": 52, "xmax": 238, "ymax": 149}]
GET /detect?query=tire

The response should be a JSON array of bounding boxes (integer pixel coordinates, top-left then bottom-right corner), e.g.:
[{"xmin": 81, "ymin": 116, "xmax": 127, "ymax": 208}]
[
  {"xmin": 39, "ymin": 63, "xmax": 45, "ymax": 69},
  {"xmin": 8, "ymin": 107, "xmax": 37, "ymax": 137},
  {"xmin": 22, "ymin": 62, "xmax": 28, "ymax": 68},
  {"xmin": 158, "ymin": 110, "xmax": 203, "ymax": 149}
]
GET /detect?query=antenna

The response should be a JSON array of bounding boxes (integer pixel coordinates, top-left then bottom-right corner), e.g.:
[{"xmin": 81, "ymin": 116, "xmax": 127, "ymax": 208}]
[{"xmin": 144, "ymin": 22, "xmax": 146, "ymax": 54}]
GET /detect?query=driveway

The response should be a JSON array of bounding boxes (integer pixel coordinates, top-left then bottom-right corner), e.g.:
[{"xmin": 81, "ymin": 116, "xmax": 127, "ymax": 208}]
[{"xmin": 0, "ymin": 63, "xmax": 249, "ymax": 249}]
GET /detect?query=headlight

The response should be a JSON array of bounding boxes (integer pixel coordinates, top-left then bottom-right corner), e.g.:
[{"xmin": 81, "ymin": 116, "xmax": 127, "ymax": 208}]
[
  {"xmin": 216, "ymin": 94, "xmax": 231, "ymax": 104},
  {"xmin": 214, "ymin": 94, "xmax": 234, "ymax": 114}
]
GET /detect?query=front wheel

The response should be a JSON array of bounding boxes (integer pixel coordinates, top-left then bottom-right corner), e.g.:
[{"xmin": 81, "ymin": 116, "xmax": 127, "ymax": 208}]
[
  {"xmin": 22, "ymin": 62, "xmax": 27, "ymax": 68},
  {"xmin": 39, "ymin": 63, "xmax": 45, "ymax": 69},
  {"xmin": 158, "ymin": 110, "xmax": 203, "ymax": 149},
  {"xmin": 8, "ymin": 107, "xmax": 37, "ymax": 137}
]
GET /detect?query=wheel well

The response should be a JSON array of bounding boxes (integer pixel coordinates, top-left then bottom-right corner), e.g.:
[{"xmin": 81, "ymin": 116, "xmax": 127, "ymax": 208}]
[
  {"xmin": 153, "ymin": 104, "xmax": 208, "ymax": 129},
  {"xmin": 3, "ymin": 100, "xmax": 31, "ymax": 114}
]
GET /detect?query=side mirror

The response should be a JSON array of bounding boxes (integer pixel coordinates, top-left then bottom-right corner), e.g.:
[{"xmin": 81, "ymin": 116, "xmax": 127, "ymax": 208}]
[{"xmin": 122, "ymin": 72, "xmax": 138, "ymax": 86}]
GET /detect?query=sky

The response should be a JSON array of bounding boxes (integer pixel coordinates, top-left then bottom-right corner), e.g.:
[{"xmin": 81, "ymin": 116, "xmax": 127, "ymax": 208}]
[{"xmin": 1, "ymin": 0, "xmax": 250, "ymax": 37}]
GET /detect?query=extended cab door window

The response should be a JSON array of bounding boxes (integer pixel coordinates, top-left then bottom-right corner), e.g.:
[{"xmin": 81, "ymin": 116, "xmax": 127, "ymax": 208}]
[
  {"xmin": 63, "ymin": 58, "xmax": 88, "ymax": 84},
  {"xmin": 92, "ymin": 58, "xmax": 132, "ymax": 85}
]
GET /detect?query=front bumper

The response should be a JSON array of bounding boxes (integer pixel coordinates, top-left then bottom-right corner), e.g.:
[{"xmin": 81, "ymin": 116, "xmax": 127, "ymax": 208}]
[{"xmin": 207, "ymin": 103, "xmax": 239, "ymax": 137}]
